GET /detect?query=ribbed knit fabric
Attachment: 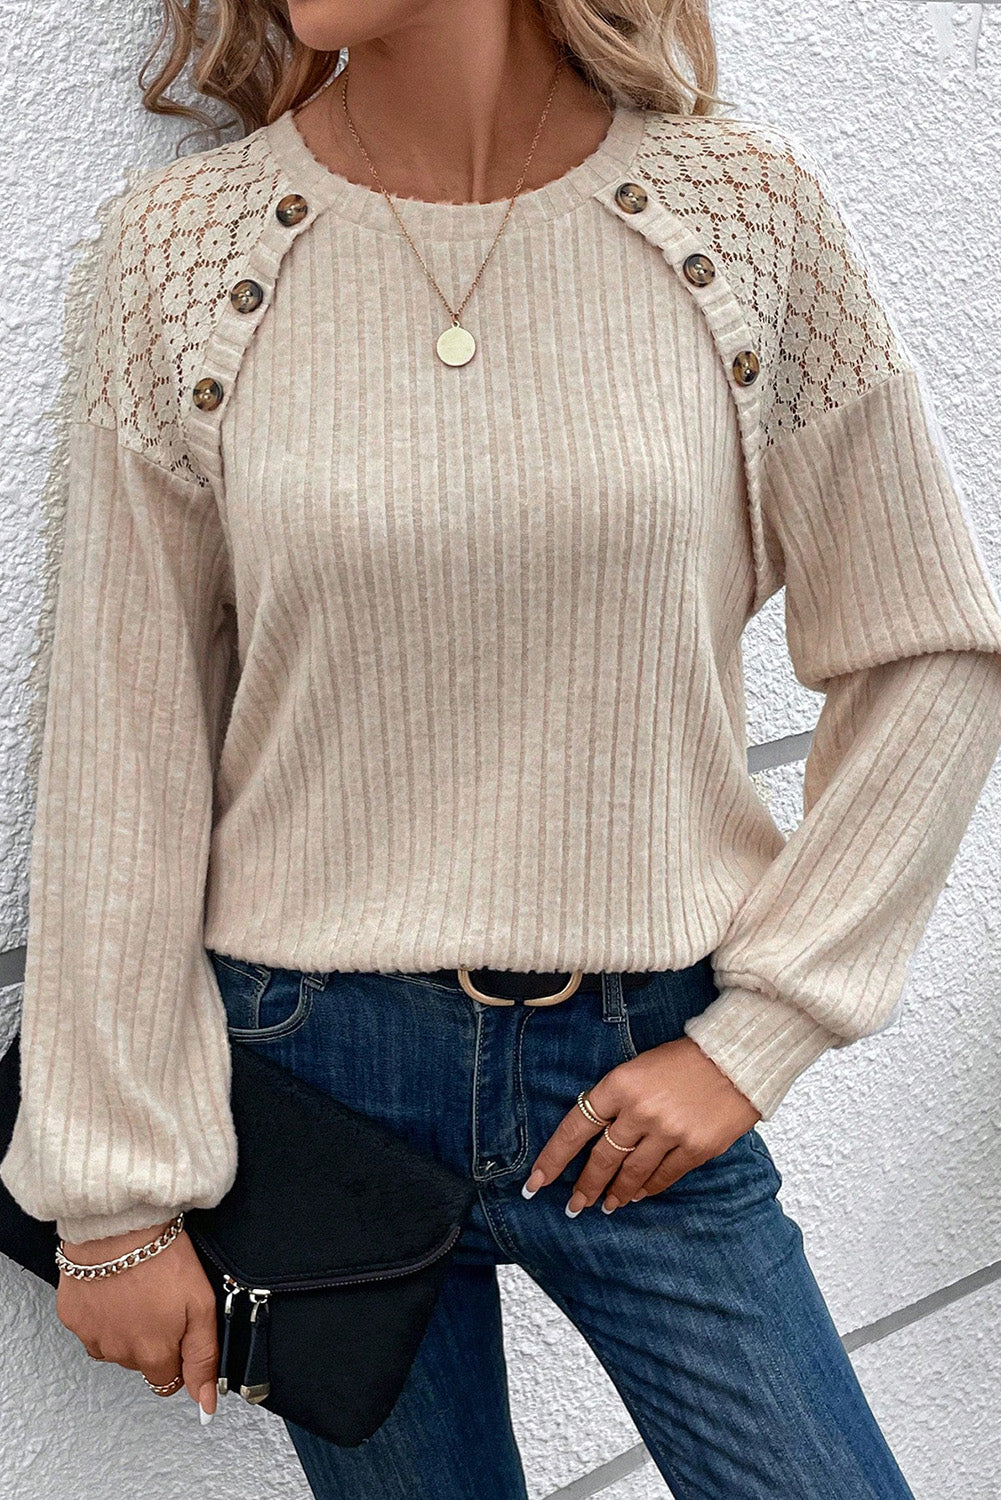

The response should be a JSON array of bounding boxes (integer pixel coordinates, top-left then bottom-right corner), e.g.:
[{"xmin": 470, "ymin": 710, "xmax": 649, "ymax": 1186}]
[{"xmin": 4, "ymin": 94, "xmax": 1001, "ymax": 1243}]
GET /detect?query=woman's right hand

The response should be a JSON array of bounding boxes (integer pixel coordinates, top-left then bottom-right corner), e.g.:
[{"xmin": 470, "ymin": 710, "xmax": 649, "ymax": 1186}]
[{"xmin": 56, "ymin": 1221, "xmax": 219, "ymax": 1417}]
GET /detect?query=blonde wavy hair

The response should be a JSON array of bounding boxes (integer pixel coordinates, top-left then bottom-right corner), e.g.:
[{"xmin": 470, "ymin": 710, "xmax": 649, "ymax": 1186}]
[{"xmin": 141, "ymin": 0, "xmax": 732, "ymax": 149}]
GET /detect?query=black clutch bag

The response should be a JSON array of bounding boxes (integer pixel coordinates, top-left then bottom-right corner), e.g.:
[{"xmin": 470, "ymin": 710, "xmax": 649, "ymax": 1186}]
[{"xmin": 0, "ymin": 1029, "xmax": 477, "ymax": 1447}]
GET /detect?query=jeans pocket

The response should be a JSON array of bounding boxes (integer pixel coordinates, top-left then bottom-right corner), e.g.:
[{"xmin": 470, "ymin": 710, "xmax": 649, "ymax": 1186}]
[
  {"xmin": 746, "ymin": 1126, "xmax": 783, "ymax": 1192},
  {"xmin": 619, "ymin": 955, "xmax": 719, "ymax": 1060},
  {"xmin": 208, "ymin": 951, "xmax": 320, "ymax": 1041}
]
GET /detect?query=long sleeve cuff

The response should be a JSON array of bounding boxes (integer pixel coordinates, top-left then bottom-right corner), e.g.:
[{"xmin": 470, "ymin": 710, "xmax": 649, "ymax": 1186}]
[
  {"xmin": 56, "ymin": 1204, "xmax": 189, "ymax": 1247},
  {"xmin": 683, "ymin": 986, "xmax": 845, "ymax": 1120}
]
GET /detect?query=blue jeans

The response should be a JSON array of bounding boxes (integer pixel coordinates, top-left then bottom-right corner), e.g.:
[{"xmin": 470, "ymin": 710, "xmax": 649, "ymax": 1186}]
[{"xmin": 207, "ymin": 951, "xmax": 916, "ymax": 1500}]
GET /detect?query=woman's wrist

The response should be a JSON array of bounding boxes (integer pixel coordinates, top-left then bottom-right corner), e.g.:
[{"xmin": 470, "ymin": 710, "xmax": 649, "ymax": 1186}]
[{"xmin": 59, "ymin": 1218, "xmax": 178, "ymax": 1264}]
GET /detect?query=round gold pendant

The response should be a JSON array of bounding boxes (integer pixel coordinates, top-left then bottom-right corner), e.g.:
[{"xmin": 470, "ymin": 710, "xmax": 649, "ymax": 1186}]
[{"xmin": 436, "ymin": 323, "xmax": 476, "ymax": 366}]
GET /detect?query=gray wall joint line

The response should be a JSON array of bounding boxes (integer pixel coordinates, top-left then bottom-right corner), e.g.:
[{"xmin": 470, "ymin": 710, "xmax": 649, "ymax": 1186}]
[{"xmin": 540, "ymin": 1257, "xmax": 1001, "ymax": 1500}]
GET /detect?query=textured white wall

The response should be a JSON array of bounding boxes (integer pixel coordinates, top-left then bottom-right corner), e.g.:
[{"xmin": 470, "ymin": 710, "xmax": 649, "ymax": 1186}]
[{"xmin": 1, "ymin": 3, "xmax": 998, "ymax": 1497}]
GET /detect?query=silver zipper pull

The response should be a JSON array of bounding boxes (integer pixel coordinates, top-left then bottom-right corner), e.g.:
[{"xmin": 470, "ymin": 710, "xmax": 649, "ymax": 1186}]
[
  {"xmin": 218, "ymin": 1274, "xmax": 244, "ymax": 1396},
  {"xmin": 240, "ymin": 1288, "xmax": 272, "ymax": 1403}
]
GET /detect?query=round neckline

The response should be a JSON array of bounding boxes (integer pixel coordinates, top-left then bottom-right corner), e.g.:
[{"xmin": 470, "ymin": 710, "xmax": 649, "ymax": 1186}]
[{"xmin": 262, "ymin": 98, "xmax": 650, "ymax": 240}]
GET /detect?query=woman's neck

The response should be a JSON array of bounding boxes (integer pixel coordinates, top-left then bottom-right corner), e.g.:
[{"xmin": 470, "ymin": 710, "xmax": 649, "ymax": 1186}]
[{"xmin": 290, "ymin": 0, "xmax": 614, "ymax": 206}]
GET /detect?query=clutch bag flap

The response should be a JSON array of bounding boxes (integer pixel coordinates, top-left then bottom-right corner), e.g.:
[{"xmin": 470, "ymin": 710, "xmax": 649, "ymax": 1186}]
[{"xmin": 184, "ymin": 1037, "xmax": 476, "ymax": 1287}]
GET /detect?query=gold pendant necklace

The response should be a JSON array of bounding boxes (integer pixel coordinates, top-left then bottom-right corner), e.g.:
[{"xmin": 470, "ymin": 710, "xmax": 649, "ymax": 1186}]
[{"xmin": 339, "ymin": 56, "xmax": 568, "ymax": 366}]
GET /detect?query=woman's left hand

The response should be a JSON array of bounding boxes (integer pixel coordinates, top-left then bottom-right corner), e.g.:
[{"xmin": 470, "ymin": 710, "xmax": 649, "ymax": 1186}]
[{"xmin": 522, "ymin": 1037, "xmax": 762, "ymax": 1215}]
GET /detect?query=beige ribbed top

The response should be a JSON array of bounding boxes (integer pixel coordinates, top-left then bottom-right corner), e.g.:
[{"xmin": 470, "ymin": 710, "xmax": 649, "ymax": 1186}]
[{"xmin": 4, "ymin": 96, "xmax": 1001, "ymax": 1243}]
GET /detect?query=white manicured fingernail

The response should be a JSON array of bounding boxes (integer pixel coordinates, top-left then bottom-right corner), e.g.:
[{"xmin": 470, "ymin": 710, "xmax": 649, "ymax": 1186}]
[
  {"xmin": 565, "ymin": 1201, "xmax": 582, "ymax": 1218},
  {"xmin": 522, "ymin": 1169, "xmax": 544, "ymax": 1197},
  {"xmin": 199, "ymin": 1403, "xmax": 214, "ymax": 1425}
]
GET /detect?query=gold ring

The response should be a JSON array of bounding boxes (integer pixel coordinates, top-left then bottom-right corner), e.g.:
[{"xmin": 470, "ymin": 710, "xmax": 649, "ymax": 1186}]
[
  {"xmin": 143, "ymin": 1373, "xmax": 184, "ymax": 1396},
  {"xmin": 602, "ymin": 1126, "xmax": 636, "ymax": 1154},
  {"xmin": 577, "ymin": 1090, "xmax": 612, "ymax": 1127}
]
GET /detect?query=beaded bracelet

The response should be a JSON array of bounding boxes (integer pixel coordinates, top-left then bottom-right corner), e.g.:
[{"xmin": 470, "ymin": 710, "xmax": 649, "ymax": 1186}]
[{"xmin": 55, "ymin": 1210, "xmax": 186, "ymax": 1279}]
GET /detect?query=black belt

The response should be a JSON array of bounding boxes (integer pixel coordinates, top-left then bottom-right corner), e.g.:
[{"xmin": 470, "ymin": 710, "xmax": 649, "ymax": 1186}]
[{"xmin": 422, "ymin": 968, "xmax": 653, "ymax": 1001}]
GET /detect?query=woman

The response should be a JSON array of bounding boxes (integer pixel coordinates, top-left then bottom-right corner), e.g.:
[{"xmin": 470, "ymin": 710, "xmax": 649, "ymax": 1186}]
[{"xmin": 4, "ymin": 0, "xmax": 1001, "ymax": 1495}]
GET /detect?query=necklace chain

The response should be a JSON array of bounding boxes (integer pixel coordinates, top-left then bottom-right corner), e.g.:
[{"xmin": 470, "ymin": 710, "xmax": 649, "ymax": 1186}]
[{"xmin": 337, "ymin": 57, "xmax": 570, "ymax": 364}]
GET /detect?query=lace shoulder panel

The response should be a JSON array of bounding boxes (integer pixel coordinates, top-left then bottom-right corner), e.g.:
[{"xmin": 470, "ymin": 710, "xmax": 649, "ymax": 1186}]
[
  {"xmin": 633, "ymin": 113, "xmax": 913, "ymax": 447},
  {"xmin": 74, "ymin": 125, "xmax": 284, "ymax": 484}
]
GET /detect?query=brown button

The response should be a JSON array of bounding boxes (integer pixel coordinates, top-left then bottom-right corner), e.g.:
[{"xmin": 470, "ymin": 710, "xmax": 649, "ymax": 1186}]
[
  {"xmin": 192, "ymin": 377, "xmax": 224, "ymax": 411},
  {"xmin": 731, "ymin": 350, "xmax": 760, "ymax": 386},
  {"xmin": 613, "ymin": 181, "xmax": 648, "ymax": 214},
  {"xmin": 682, "ymin": 253, "xmax": 715, "ymax": 287},
  {"xmin": 230, "ymin": 279, "xmax": 265, "ymax": 314},
  {"xmin": 275, "ymin": 193, "xmax": 309, "ymax": 226}
]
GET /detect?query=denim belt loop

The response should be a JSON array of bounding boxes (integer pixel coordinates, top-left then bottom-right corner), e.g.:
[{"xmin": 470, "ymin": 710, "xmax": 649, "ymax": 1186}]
[{"xmin": 600, "ymin": 972, "xmax": 627, "ymax": 1024}]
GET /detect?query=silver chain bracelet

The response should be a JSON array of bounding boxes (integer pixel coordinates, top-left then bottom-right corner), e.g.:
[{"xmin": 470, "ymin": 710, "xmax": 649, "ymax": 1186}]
[{"xmin": 54, "ymin": 1210, "xmax": 186, "ymax": 1279}]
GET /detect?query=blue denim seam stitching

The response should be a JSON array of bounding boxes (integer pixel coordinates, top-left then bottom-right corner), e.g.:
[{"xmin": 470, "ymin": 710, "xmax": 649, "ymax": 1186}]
[
  {"xmin": 212, "ymin": 954, "xmax": 272, "ymax": 988},
  {"xmin": 476, "ymin": 1185, "xmax": 523, "ymax": 1261},
  {"xmin": 599, "ymin": 971, "xmax": 626, "ymax": 1022},
  {"xmin": 506, "ymin": 1009, "xmax": 533, "ymax": 1177},
  {"xmin": 226, "ymin": 972, "xmax": 316, "ymax": 1040},
  {"xmin": 616, "ymin": 1008, "xmax": 638, "ymax": 1064},
  {"xmin": 469, "ymin": 1008, "xmax": 533, "ymax": 1182},
  {"xmin": 383, "ymin": 972, "xmax": 458, "ymax": 995},
  {"xmin": 470, "ymin": 1003, "xmax": 487, "ymax": 1178},
  {"xmin": 746, "ymin": 1131, "xmax": 783, "ymax": 1192}
]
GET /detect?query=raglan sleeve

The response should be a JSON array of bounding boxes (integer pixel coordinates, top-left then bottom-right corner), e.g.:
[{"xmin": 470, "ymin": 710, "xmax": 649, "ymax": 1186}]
[
  {"xmin": 0, "ymin": 184, "xmax": 241, "ymax": 1242},
  {"xmin": 682, "ymin": 130, "xmax": 1001, "ymax": 1120}
]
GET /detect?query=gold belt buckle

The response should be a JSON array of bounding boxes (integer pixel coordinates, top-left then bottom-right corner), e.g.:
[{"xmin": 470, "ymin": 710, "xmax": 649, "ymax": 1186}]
[{"xmin": 456, "ymin": 967, "xmax": 584, "ymax": 1007}]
